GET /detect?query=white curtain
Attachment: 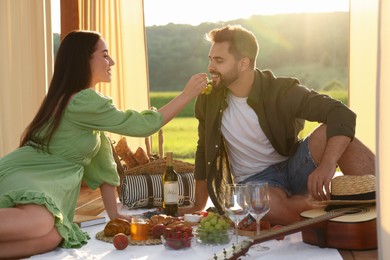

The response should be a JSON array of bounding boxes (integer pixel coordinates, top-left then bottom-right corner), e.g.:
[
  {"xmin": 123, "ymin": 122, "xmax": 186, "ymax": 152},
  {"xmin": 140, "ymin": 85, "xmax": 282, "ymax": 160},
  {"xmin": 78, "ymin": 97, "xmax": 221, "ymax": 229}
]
[
  {"xmin": 377, "ymin": 0, "xmax": 390, "ymax": 258},
  {"xmin": 350, "ymin": 0, "xmax": 389, "ymax": 258},
  {"xmin": 0, "ymin": 0, "xmax": 149, "ymax": 156},
  {"xmin": 78, "ymin": 0, "xmax": 150, "ymax": 150},
  {"xmin": 1, "ymin": 0, "xmax": 389, "ymax": 256},
  {"xmin": 349, "ymin": 0, "xmax": 378, "ymax": 152},
  {"xmin": 0, "ymin": 0, "xmax": 53, "ymax": 157}
]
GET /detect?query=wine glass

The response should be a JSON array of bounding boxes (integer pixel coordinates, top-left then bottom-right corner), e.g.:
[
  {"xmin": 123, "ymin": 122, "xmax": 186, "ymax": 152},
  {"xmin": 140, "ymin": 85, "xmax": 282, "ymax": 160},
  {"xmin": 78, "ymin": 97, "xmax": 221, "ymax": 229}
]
[
  {"xmin": 224, "ymin": 184, "xmax": 249, "ymax": 244},
  {"xmin": 247, "ymin": 182, "xmax": 271, "ymax": 251}
]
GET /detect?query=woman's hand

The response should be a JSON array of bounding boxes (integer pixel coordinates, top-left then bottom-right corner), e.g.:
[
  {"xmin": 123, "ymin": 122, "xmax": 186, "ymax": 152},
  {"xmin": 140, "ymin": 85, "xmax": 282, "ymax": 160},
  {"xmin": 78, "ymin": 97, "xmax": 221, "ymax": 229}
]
[
  {"xmin": 109, "ymin": 213, "xmax": 133, "ymax": 222},
  {"xmin": 100, "ymin": 183, "xmax": 134, "ymax": 221},
  {"xmin": 158, "ymin": 73, "xmax": 208, "ymax": 126},
  {"xmin": 182, "ymin": 73, "xmax": 209, "ymax": 100}
]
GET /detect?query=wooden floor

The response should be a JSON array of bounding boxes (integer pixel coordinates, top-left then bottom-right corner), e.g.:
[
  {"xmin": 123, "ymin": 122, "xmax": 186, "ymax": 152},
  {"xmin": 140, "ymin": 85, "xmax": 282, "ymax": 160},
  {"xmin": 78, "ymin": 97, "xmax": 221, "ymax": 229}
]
[{"xmin": 75, "ymin": 186, "xmax": 378, "ymax": 259}]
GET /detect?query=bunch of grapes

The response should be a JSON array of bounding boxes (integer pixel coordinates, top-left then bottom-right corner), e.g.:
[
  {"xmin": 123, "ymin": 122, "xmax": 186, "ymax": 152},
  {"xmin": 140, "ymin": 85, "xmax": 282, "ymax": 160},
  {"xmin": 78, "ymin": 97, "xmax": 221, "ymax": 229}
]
[
  {"xmin": 196, "ymin": 212, "xmax": 232, "ymax": 245},
  {"xmin": 202, "ymin": 81, "xmax": 213, "ymax": 95}
]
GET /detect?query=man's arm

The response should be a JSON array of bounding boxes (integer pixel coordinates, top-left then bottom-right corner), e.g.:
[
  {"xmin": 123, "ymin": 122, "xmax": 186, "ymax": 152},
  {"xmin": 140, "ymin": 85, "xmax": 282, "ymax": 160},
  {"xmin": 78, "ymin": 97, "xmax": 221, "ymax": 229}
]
[
  {"xmin": 307, "ymin": 135, "xmax": 351, "ymax": 201},
  {"xmin": 179, "ymin": 179, "xmax": 208, "ymax": 215}
]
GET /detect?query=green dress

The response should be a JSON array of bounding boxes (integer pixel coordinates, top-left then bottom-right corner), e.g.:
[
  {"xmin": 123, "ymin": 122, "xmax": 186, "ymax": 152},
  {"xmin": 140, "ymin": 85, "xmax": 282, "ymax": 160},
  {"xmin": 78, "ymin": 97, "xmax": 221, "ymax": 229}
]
[{"xmin": 0, "ymin": 89, "xmax": 163, "ymax": 248}]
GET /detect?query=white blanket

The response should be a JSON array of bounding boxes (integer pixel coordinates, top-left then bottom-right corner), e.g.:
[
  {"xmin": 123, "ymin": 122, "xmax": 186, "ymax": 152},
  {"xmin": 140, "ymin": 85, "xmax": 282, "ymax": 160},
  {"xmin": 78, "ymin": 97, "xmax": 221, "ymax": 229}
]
[{"xmin": 28, "ymin": 205, "xmax": 342, "ymax": 260}]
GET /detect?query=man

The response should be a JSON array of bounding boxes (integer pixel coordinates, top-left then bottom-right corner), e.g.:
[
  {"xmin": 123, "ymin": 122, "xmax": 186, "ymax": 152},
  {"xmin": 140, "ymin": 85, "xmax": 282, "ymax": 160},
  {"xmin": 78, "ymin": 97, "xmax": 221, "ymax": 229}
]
[{"xmin": 178, "ymin": 25, "xmax": 375, "ymax": 225}]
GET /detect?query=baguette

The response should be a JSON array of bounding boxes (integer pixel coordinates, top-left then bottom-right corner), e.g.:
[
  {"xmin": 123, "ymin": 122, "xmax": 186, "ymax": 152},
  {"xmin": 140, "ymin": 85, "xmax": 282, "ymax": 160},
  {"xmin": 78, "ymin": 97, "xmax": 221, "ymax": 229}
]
[
  {"xmin": 115, "ymin": 137, "xmax": 139, "ymax": 168},
  {"xmin": 133, "ymin": 147, "xmax": 150, "ymax": 165}
]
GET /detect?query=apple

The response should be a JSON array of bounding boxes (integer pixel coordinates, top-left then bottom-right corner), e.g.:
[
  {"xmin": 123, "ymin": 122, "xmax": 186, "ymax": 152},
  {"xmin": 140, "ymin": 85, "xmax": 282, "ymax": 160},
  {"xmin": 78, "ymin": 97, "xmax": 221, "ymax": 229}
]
[
  {"xmin": 113, "ymin": 233, "xmax": 129, "ymax": 250},
  {"xmin": 151, "ymin": 223, "xmax": 167, "ymax": 239}
]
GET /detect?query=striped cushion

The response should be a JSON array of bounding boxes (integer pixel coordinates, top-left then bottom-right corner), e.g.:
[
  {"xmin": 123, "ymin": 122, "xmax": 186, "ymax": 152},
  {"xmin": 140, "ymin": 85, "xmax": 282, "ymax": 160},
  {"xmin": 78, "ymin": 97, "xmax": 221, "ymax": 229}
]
[{"xmin": 120, "ymin": 172, "xmax": 195, "ymax": 209}]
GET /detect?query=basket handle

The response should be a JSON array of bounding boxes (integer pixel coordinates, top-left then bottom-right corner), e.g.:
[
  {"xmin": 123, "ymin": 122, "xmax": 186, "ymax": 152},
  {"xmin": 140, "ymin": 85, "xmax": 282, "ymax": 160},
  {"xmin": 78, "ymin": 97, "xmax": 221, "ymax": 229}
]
[
  {"xmin": 146, "ymin": 106, "xmax": 164, "ymax": 158},
  {"xmin": 158, "ymin": 128, "xmax": 164, "ymax": 158},
  {"xmin": 109, "ymin": 137, "xmax": 125, "ymax": 198},
  {"xmin": 144, "ymin": 128, "xmax": 163, "ymax": 158},
  {"xmin": 145, "ymin": 136, "xmax": 151, "ymax": 156}
]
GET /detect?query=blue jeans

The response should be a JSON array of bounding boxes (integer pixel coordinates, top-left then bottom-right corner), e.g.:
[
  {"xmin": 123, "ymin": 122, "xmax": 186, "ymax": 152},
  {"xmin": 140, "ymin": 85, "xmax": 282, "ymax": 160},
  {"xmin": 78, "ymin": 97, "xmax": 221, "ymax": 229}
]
[{"xmin": 240, "ymin": 137, "xmax": 317, "ymax": 196}]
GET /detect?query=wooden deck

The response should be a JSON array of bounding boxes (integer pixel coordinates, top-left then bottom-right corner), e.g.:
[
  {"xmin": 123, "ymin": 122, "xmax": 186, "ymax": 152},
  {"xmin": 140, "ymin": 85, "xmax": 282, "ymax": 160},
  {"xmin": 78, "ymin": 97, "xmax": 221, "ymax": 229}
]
[{"xmin": 75, "ymin": 186, "xmax": 378, "ymax": 259}]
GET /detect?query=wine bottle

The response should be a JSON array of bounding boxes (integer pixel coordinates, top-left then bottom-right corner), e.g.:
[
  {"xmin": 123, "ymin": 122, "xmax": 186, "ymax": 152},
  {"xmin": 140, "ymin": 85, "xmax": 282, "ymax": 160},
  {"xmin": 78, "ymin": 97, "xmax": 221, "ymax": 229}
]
[{"xmin": 162, "ymin": 152, "xmax": 179, "ymax": 216}]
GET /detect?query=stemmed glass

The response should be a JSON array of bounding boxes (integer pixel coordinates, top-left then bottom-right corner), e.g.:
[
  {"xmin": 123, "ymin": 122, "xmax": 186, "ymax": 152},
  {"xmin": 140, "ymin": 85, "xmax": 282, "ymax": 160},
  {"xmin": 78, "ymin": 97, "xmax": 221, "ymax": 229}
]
[
  {"xmin": 224, "ymin": 184, "xmax": 249, "ymax": 244},
  {"xmin": 247, "ymin": 182, "xmax": 271, "ymax": 251}
]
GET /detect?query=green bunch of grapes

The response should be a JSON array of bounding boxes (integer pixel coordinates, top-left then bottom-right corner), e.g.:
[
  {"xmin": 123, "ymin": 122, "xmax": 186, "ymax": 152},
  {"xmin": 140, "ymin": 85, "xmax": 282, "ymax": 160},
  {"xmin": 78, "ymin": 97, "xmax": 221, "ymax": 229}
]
[
  {"xmin": 201, "ymin": 81, "xmax": 213, "ymax": 95},
  {"xmin": 196, "ymin": 212, "xmax": 232, "ymax": 245}
]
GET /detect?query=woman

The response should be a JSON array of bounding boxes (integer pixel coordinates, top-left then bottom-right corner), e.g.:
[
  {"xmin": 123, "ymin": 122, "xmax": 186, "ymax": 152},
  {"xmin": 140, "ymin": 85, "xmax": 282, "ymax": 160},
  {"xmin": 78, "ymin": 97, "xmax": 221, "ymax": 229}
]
[{"xmin": 0, "ymin": 30, "xmax": 208, "ymax": 258}]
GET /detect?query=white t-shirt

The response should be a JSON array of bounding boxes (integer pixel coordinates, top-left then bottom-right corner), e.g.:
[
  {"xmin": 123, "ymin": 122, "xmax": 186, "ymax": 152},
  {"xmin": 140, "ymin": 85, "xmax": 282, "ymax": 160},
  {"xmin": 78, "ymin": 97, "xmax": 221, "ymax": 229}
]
[{"xmin": 221, "ymin": 92, "xmax": 288, "ymax": 183}]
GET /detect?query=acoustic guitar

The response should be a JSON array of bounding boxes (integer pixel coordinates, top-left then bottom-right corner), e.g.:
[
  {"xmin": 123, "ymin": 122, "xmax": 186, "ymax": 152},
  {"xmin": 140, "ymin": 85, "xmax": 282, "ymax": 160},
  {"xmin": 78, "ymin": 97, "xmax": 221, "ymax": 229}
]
[
  {"xmin": 210, "ymin": 203, "xmax": 376, "ymax": 260},
  {"xmin": 300, "ymin": 204, "xmax": 376, "ymax": 250}
]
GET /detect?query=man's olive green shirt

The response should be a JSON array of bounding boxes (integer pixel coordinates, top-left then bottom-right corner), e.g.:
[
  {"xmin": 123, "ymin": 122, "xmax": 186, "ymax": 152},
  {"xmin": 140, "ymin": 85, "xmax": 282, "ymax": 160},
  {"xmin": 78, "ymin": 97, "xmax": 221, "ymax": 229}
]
[{"xmin": 194, "ymin": 69, "xmax": 356, "ymax": 213}]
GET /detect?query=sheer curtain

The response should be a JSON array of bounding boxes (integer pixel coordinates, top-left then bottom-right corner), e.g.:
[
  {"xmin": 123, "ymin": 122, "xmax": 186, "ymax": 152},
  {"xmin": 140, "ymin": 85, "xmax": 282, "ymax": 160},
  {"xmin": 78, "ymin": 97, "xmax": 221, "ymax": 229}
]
[
  {"xmin": 349, "ymin": 0, "xmax": 378, "ymax": 152},
  {"xmin": 1, "ymin": 0, "xmax": 389, "ymax": 256},
  {"xmin": 377, "ymin": 0, "xmax": 390, "ymax": 258},
  {"xmin": 77, "ymin": 0, "xmax": 150, "ymax": 149},
  {"xmin": 350, "ymin": 0, "xmax": 389, "ymax": 258},
  {"xmin": 0, "ymin": 0, "xmax": 149, "ymax": 156},
  {"xmin": 0, "ymin": 0, "xmax": 53, "ymax": 157}
]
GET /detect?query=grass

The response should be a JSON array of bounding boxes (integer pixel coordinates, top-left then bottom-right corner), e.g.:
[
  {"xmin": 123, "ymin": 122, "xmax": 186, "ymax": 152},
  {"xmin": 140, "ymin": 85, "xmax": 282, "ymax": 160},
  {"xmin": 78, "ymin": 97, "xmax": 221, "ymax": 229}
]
[
  {"xmin": 151, "ymin": 117, "xmax": 319, "ymax": 164},
  {"xmin": 150, "ymin": 90, "xmax": 348, "ymax": 118},
  {"xmin": 149, "ymin": 89, "xmax": 345, "ymax": 163},
  {"xmin": 150, "ymin": 118, "xmax": 198, "ymax": 163}
]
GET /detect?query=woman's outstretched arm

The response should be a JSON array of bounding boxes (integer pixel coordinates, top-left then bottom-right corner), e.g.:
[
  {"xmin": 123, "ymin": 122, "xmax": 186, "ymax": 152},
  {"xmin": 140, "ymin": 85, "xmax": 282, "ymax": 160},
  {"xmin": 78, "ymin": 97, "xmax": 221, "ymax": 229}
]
[{"xmin": 158, "ymin": 73, "xmax": 208, "ymax": 126}]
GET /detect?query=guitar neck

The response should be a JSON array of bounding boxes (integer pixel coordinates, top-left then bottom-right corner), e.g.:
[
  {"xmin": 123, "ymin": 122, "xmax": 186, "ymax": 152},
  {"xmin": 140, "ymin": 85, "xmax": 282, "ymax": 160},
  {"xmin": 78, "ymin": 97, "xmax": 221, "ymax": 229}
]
[
  {"xmin": 211, "ymin": 207, "xmax": 356, "ymax": 260},
  {"xmin": 251, "ymin": 208, "xmax": 348, "ymax": 244}
]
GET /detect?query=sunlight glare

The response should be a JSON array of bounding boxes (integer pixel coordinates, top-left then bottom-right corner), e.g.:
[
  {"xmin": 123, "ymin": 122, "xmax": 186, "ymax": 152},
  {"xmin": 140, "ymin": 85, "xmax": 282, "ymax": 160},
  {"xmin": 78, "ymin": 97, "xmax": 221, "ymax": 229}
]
[{"xmin": 144, "ymin": 0, "xmax": 349, "ymax": 26}]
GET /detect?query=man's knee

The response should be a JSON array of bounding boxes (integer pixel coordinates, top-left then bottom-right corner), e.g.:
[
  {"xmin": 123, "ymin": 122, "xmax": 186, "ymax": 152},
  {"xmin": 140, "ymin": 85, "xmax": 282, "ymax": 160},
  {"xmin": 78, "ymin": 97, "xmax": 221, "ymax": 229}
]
[{"xmin": 266, "ymin": 187, "xmax": 315, "ymax": 225}]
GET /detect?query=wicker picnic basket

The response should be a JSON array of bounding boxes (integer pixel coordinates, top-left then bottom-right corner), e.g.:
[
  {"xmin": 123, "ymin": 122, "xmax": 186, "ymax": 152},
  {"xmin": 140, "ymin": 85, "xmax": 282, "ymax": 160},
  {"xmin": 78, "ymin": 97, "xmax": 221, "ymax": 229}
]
[{"xmin": 111, "ymin": 129, "xmax": 195, "ymax": 209}]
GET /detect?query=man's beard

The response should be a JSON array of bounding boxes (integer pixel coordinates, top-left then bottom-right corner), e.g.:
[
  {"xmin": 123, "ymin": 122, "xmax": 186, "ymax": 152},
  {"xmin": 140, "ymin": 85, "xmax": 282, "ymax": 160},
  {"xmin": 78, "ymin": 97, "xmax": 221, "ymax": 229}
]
[{"xmin": 212, "ymin": 66, "xmax": 240, "ymax": 89}]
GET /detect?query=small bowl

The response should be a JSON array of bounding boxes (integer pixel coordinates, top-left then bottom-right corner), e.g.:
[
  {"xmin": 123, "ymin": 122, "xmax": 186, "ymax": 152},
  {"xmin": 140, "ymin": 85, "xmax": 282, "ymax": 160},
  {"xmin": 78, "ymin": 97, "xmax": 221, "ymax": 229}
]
[
  {"xmin": 195, "ymin": 227, "xmax": 233, "ymax": 246},
  {"xmin": 161, "ymin": 235, "xmax": 193, "ymax": 250},
  {"xmin": 184, "ymin": 214, "xmax": 202, "ymax": 223}
]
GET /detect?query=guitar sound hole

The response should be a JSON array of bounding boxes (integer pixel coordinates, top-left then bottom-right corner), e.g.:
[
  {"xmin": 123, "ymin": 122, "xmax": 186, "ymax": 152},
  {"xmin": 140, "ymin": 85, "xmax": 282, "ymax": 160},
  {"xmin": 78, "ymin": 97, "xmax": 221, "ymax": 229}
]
[{"xmin": 332, "ymin": 207, "xmax": 368, "ymax": 215}]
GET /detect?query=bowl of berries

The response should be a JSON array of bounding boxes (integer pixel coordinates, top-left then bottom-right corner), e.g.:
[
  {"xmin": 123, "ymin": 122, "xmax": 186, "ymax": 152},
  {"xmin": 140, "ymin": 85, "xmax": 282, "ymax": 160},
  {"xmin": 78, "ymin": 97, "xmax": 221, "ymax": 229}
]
[{"xmin": 161, "ymin": 224, "xmax": 194, "ymax": 250}]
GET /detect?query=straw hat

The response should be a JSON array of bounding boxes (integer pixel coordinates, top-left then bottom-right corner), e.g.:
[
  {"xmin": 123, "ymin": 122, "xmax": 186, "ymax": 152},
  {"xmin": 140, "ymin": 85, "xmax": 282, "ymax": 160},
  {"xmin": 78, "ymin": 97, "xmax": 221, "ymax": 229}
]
[{"xmin": 317, "ymin": 175, "xmax": 376, "ymax": 205}]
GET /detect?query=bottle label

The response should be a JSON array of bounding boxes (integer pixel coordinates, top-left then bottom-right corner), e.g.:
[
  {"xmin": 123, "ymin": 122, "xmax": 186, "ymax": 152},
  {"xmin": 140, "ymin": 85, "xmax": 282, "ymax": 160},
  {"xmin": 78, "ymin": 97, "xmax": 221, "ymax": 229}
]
[{"xmin": 163, "ymin": 181, "xmax": 179, "ymax": 204}]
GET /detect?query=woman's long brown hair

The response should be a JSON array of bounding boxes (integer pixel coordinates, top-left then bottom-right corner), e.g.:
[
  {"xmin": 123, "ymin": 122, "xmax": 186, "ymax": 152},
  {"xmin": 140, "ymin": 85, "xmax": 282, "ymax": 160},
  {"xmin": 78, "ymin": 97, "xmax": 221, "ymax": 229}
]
[{"xmin": 19, "ymin": 31, "xmax": 101, "ymax": 152}]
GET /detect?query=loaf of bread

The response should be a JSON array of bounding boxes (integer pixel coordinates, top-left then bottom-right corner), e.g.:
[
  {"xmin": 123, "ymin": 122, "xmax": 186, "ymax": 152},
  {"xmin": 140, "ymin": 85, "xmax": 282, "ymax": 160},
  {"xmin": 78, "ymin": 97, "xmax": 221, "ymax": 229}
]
[
  {"xmin": 103, "ymin": 218, "xmax": 131, "ymax": 236},
  {"xmin": 133, "ymin": 147, "xmax": 150, "ymax": 165},
  {"xmin": 149, "ymin": 214, "xmax": 176, "ymax": 228},
  {"xmin": 115, "ymin": 137, "xmax": 139, "ymax": 168}
]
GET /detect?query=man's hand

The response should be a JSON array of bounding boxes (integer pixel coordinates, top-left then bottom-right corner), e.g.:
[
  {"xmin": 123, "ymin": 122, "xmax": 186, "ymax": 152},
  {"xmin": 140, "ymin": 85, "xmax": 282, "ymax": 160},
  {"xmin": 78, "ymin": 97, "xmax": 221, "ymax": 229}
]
[
  {"xmin": 307, "ymin": 163, "xmax": 336, "ymax": 201},
  {"xmin": 307, "ymin": 135, "xmax": 351, "ymax": 201}
]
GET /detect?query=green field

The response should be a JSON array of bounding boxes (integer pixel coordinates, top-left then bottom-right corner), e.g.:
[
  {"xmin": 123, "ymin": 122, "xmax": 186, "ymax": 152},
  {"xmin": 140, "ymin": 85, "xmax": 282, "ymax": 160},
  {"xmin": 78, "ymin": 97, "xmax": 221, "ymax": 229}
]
[
  {"xmin": 150, "ymin": 117, "xmax": 320, "ymax": 164},
  {"xmin": 150, "ymin": 118, "xmax": 198, "ymax": 162},
  {"xmin": 150, "ymin": 90, "xmax": 345, "ymax": 163}
]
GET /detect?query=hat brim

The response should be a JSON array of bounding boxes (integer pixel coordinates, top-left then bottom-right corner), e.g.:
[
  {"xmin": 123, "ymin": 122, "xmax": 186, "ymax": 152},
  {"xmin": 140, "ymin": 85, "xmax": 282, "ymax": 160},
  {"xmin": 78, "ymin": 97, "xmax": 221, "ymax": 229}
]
[
  {"xmin": 313, "ymin": 199, "xmax": 376, "ymax": 206},
  {"xmin": 301, "ymin": 204, "xmax": 376, "ymax": 222}
]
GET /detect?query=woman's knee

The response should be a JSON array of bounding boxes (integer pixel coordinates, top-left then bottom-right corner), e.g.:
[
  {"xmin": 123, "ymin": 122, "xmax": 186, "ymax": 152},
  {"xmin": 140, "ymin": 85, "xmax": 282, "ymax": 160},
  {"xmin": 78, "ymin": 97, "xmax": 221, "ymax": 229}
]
[
  {"xmin": 26, "ymin": 227, "xmax": 62, "ymax": 256},
  {"xmin": 15, "ymin": 204, "xmax": 56, "ymax": 237},
  {"xmin": 0, "ymin": 227, "xmax": 62, "ymax": 259},
  {"xmin": 40, "ymin": 227, "xmax": 63, "ymax": 252}
]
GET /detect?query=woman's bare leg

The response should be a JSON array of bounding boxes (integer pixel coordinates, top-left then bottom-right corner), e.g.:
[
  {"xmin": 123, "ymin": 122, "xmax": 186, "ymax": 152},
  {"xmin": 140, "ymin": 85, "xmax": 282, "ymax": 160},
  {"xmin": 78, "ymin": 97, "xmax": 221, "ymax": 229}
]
[
  {"xmin": 0, "ymin": 226, "xmax": 62, "ymax": 259},
  {"xmin": 0, "ymin": 204, "xmax": 56, "ymax": 241},
  {"xmin": 0, "ymin": 204, "xmax": 62, "ymax": 258}
]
